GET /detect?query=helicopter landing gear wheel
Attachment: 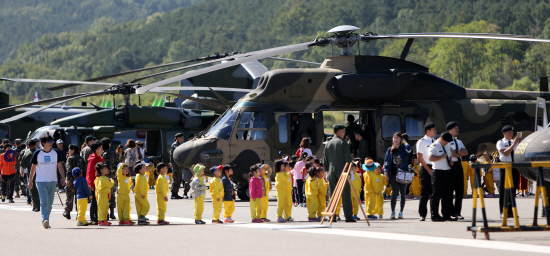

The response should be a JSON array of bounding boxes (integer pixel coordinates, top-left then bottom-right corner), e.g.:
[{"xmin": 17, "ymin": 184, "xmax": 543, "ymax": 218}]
[
  {"xmin": 484, "ymin": 232, "xmax": 490, "ymax": 240},
  {"xmin": 472, "ymin": 231, "xmax": 477, "ymax": 239}
]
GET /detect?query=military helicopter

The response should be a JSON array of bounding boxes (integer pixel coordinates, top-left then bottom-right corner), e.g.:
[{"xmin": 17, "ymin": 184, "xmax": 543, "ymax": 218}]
[{"xmin": 145, "ymin": 25, "xmax": 550, "ymax": 200}]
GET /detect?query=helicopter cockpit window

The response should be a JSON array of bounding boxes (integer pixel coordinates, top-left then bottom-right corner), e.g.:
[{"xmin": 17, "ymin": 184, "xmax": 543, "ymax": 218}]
[
  {"xmin": 236, "ymin": 111, "xmax": 267, "ymax": 140},
  {"xmin": 405, "ymin": 115, "xmax": 425, "ymax": 138},
  {"xmin": 381, "ymin": 115, "xmax": 401, "ymax": 139},
  {"xmin": 206, "ymin": 110, "xmax": 239, "ymax": 140}
]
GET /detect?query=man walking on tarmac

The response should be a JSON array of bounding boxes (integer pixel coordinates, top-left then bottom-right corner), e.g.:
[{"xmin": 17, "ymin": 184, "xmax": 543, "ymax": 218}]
[
  {"xmin": 170, "ymin": 133, "xmax": 184, "ymax": 199},
  {"xmin": 323, "ymin": 124, "xmax": 354, "ymax": 222}
]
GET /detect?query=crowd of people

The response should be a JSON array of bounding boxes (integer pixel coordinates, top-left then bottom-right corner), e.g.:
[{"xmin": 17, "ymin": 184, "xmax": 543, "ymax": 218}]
[{"xmin": 1, "ymin": 118, "xmax": 549, "ymax": 228}]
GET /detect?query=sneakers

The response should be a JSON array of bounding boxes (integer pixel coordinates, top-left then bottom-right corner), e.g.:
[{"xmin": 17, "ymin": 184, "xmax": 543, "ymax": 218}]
[
  {"xmin": 63, "ymin": 211, "xmax": 71, "ymax": 220},
  {"xmin": 224, "ymin": 217, "xmax": 235, "ymax": 223},
  {"xmin": 43, "ymin": 220, "xmax": 50, "ymax": 229},
  {"xmin": 419, "ymin": 216, "xmax": 426, "ymax": 221},
  {"xmin": 261, "ymin": 218, "xmax": 271, "ymax": 222},
  {"xmin": 391, "ymin": 212, "xmax": 396, "ymax": 219},
  {"xmin": 486, "ymin": 193, "xmax": 495, "ymax": 198},
  {"xmin": 98, "ymin": 221, "xmax": 112, "ymax": 226},
  {"xmin": 212, "ymin": 220, "xmax": 223, "ymax": 224},
  {"xmin": 138, "ymin": 216, "xmax": 149, "ymax": 221},
  {"xmin": 89, "ymin": 220, "xmax": 98, "ymax": 225},
  {"xmin": 171, "ymin": 195, "xmax": 183, "ymax": 199},
  {"xmin": 124, "ymin": 220, "xmax": 134, "ymax": 226},
  {"xmin": 77, "ymin": 221, "xmax": 89, "ymax": 226},
  {"xmin": 308, "ymin": 218, "xmax": 318, "ymax": 222},
  {"xmin": 195, "ymin": 220, "xmax": 206, "ymax": 224},
  {"xmin": 252, "ymin": 219, "xmax": 262, "ymax": 223},
  {"xmin": 286, "ymin": 217, "xmax": 294, "ymax": 222},
  {"xmin": 138, "ymin": 220, "xmax": 150, "ymax": 225},
  {"xmin": 8, "ymin": 199, "xmax": 14, "ymax": 203},
  {"xmin": 183, "ymin": 195, "xmax": 189, "ymax": 199},
  {"xmin": 378, "ymin": 215, "xmax": 383, "ymax": 219},
  {"xmin": 353, "ymin": 215, "xmax": 360, "ymax": 220},
  {"xmin": 277, "ymin": 217, "xmax": 287, "ymax": 223},
  {"xmin": 398, "ymin": 212, "xmax": 403, "ymax": 219},
  {"xmin": 157, "ymin": 220, "xmax": 170, "ymax": 225},
  {"xmin": 367, "ymin": 215, "xmax": 378, "ymax": 220},
  {"xmin": 58, "ymin": 189, "xmax": 65, "ymax": 193},
  {"xmin": 119, "ymin": 221, "xmax": 125, "ymax": 226}
]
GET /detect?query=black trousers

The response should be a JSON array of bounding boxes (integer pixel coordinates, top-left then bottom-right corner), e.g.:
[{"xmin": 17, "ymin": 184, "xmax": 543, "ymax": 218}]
[
  {"xmin": 498, "ymin": 167, "xmax": 520, "ymax": 214},
  {"xmin": 452, "ymin": 161, "xmax": 464, "ymax": 216},
  {"xmin": 30, "ymin": 176, "xmax": 40, "ymax": 210},
  {"xmin": 90, "ymin": 190, "xmax": 98, "ymax": 222},
  {"xmin": 295, "ymin": 179, "xmax": 304, "ymax": 204},
  {"xmin": 418, "ymin": 165, "xmax": 432, "ymax": 218},
  {"xmin": 431, "ymin": 169, "xmax": 454, "ymax": 218},
  {"xmin": 1, "ymin": 174, "xmax": 15, "ymax": 199}
]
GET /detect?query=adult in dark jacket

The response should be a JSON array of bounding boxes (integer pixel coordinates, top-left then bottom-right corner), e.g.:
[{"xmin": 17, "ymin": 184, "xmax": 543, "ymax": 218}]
[
  {"xmin": 383, "ymin": 132, "xmax": 412, "ymax": 220},
  {"xmin": 323, "ymin": 124, "xmax": 354, "ymax": 222}
]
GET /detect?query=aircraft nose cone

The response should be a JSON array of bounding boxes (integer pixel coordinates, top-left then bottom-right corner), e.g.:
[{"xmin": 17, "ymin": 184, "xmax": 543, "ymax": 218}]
[{"xmin": 174, "ymin": 138, "xmax": 219, "ymax": 169}]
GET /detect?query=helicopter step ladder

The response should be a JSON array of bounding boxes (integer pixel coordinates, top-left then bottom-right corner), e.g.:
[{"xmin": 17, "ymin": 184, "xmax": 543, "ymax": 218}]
[
  {"xmin": 321, "ymin": 162, "xmax": 369, "ymax": 226},
  {"xmin": 468, "ymin": 162, "xmax": 550, "ymax": 240}
]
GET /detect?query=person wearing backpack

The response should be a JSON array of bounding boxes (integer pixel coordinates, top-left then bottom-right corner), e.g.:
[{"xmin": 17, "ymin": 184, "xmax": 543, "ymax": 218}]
[{"xmin": 295, "ymin": 138, "xmax": 313, "ymax": 158}]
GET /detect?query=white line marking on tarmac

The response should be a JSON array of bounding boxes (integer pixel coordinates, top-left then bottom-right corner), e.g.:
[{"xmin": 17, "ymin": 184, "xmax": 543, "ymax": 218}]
[{"xmin": 2, "ymin": 204, "xmax": 549, "ymax": 254}]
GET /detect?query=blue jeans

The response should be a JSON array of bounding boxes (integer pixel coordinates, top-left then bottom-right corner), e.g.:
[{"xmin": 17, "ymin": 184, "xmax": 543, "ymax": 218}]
[{"xmin": 36, "ymin": 181, "xmax": 56, "ymax": 223}]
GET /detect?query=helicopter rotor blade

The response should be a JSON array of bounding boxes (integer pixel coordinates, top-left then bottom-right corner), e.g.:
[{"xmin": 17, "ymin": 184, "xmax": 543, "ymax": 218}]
[
  {"xmin": 0, "ymin": 90, "xmax": 115, "ymax": 123},
  {"xmin": 46, "ymin": 53, "xmax": 238, "ymax": 91},
  {"xmin": 150, "ymin": 87, "xmax": 253, "ymax": 92},
  {"xmin": 156, "ymin": 92, "xmax": 228, "ymax": 110},
  {"xmin": 0, "ymin": 93, "xmax": 90, "ymax": 113},
  {"xmin": 136, "ymin": 43, "xmax": 310, "ymax": 94},
  {"xmin": 364, "ymin": 32, "xmax": 550, "ymax": 43},
  {"xmin": 0, "ymin": 78, "xmax": 117, "ymax": 86},
  {"xmin": 263, "ymin": 57, "xmax": 322, "ymax": 66}
]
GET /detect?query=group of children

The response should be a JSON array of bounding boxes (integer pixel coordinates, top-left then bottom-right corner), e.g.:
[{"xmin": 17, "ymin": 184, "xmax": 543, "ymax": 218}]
[{"xmin": 69, "ymin": 152, "xmax": 392, "ymax": 225}]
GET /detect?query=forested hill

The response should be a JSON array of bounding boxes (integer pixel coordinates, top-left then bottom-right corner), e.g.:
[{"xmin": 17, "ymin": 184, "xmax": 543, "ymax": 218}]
[
  {"xmin": 3, "ymin": 0, "xmax": 550, "ymax": 105},
  {"xmin": 0, "ymin": 0, "xmax": 200, "ymax": 63}
]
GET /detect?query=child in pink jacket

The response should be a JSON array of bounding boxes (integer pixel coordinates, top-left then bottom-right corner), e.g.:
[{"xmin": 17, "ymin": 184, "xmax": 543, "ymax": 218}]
[{"xmin": 249, "ymin": 164, "xmax": 263, "ymax": 223}]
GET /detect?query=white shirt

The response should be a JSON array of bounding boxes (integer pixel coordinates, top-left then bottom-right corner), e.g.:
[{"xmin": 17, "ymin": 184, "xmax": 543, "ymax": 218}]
[
  {"xmin": 496, "ymin": 138, "xmax": 517, "ymax": 163},
  {"xmin": 428, "ymin": 140, "xmax": 452, "ymax": 170},
  {"xmin": 31, "ymin": 149, "xmax": 61, "ymax": 182},
  {"xmin": 416, "ymin": 135, "xmax": 435, "ymax": 167},
  {"xmin": 302, "ymin": 148, "xmax": 313, "ymax": 157},
  {"xmin": 447, "ymin": 137, "xmax": 465, "ymax": 162}
]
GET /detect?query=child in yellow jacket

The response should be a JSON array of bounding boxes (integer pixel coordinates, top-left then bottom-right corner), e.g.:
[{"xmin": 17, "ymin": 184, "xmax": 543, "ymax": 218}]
[
  {"xmin": 316, "ymin": 167, "xmax": 328, "ymax": 219},
  {"xmin": 147, "ymin": 162, "xmax": 156, "ymax": 189},
  {"xmin": 191, "ymin": 164, "xmax": 207, "ymax": 224},
  {"xmin": 116, "ymin": 163, "xmax": 133, "ymax": 226},
  {"xmin": 209, "ymin": 165, "xmax": 224, "ymax": 224},
  {"xmin": 134, "ymin": 164, "xmax": 150, "ymax": 225},
  {"xmin": 363, "ymin": 159, "xmax": 386, "ymax": 220},
  {"xmin": 275, "ymin": 159, "xmax": 292, "ymax": 223},
  {"xmin": 260, "ymin": 164, "xmax": 272, "ymax": 222},
  {"xmin": 156, "ymin": 163, "xmax": 170, "ymax": 225},
  {"xmin": 409, "ymin": 163, "xmax": 421, "ymax": 197},
  {"xmin": 94, "ymin": 163, "xmax": 115, "ymax": 226},
  {"xmin": 350, "ymin": 162, "xmax": 363, "ymax": 220},
  {"xmin": 305, "ymin": 163, "xmax": 322, "ymax": 222}
]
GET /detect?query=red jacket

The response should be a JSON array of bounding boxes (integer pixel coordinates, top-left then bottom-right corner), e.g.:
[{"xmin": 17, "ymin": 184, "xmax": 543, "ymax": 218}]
[
  {"xmin": 86, "ymin": 153, "xmax": 104, "ymax": 188},
  {"xmin": 249, "ymin": 176, "xmax": 263, "ymax": 199},
  {"xmin": 0, "ymin": 152, "xmax": 16, "ymax": 175}
]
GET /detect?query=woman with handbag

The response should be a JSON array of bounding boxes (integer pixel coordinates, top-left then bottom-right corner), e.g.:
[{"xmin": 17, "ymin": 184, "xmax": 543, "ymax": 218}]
[{"xmin": 383, "ymin": 132, "xmax": 412, "ymax": 220}]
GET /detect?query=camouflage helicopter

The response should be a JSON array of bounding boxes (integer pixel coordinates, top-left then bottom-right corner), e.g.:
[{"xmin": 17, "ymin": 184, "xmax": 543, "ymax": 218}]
[{"xmin": 134, "ymin": 25, "xmax": 550, "ymax": 200}]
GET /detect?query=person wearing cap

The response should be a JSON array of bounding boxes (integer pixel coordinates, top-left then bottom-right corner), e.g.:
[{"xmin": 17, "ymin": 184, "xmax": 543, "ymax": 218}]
[
  {"xmin": 63, "ymin": 144, "xmax": 85, "ymax": 220},
  {"xmin": 416, "ymin": 123, "xmax": 437, "ymax": 221},
  {"xmin": 21, "ymin": 140, "xmax": 38, "ymax": 209},
  {"xmin": 428, "ymin": 131, "xmax": 456, "ymax": 222},
  {"xmin": 322, "ymin": 124, "xmax": 354, "ymax": 222},
  {"xmin": 190, "ymin": 164, "xmax": 207, "ymax": 224},
  {"xmin": 100, "ymin": 137, "xmax": 118, "ymax": 220},
  {"xmin": 446, "ymin": 121, "xmax": 468, "ymax": 220},
  {"xmin": 363, "ymin": 159, "xmax": 386, "ymax": 219},
  {"xmin": 496, "ymin": 125, "xmax": 521, "ymax": 218},
  {"xmin": 1, "ymin": 144, "xmax": 17, "ymax": 203},
  {"xmin": 170, "ymin": 133, "xmax": 185, "ymax": 199},
  {"xmin": 73, "ymin": 167, "xmax": 92, "ymax": 226},
  {"xmin": 80, "ymin": 135, "xmax": 95, "ymax": 177},
  {"xmin": 12, "ymin": 139, "xmax": 23, "ymax": 198}
]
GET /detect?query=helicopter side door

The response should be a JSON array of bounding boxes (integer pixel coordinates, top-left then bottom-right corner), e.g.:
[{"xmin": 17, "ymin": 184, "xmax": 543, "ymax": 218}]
[{"xmin": 229, "ymin": 109, "xmax": 271, "ymax": 175}]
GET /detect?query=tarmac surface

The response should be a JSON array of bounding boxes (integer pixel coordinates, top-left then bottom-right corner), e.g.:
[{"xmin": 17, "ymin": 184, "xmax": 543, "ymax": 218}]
[{"xmin": 1, "ymin": 183, "xmax": 549, "ymax": 256}]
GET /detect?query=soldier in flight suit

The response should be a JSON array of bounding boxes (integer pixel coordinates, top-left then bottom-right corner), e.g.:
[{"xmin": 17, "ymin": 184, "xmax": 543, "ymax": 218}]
[
  {"xmin": 63, "ymin": 144, "xmax": 85, "ymax": 220},
  {"xmin": 170, "ymin": 133, "xmax": 184, "ymax": 199},
  {"xmin": 101, "ymin": 138, "xmax": 118, "ymax": 220}
]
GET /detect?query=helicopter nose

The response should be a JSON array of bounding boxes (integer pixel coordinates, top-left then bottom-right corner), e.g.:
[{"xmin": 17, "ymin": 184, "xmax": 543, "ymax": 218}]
[{"xmin": 174, "ymin": 137, "xmax": 221, "ymax": 169}]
